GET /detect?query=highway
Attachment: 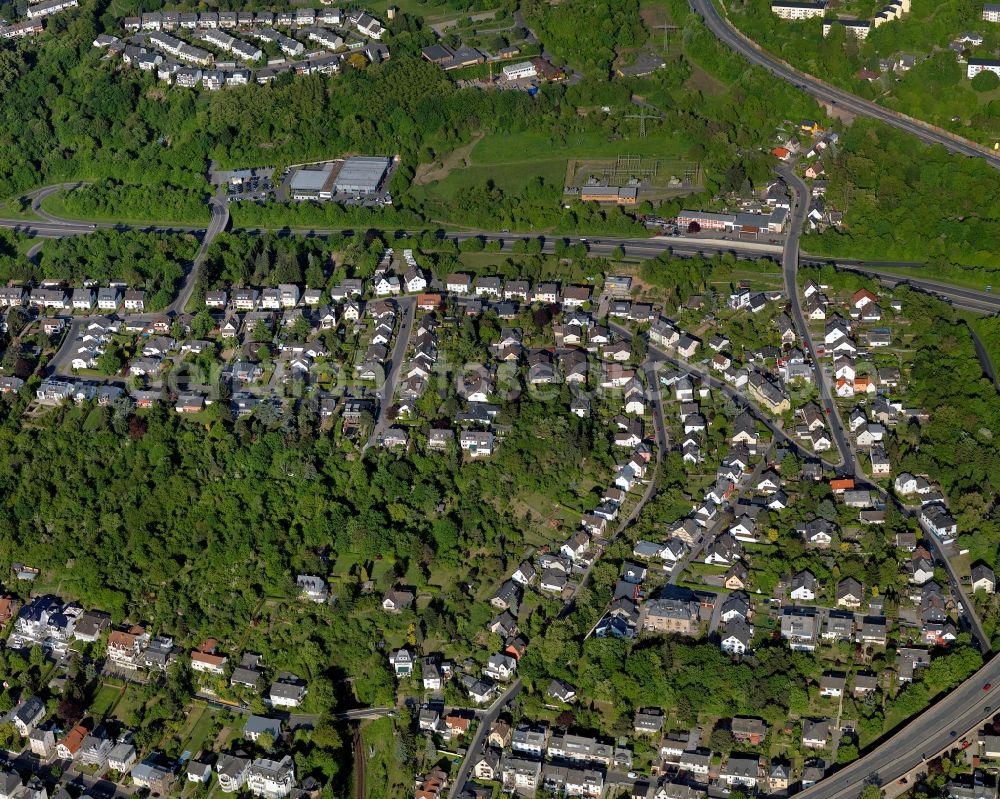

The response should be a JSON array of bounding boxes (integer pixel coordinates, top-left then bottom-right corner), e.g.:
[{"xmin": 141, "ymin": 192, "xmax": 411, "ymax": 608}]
[
  {"xmin": 9, "ymin": 208, "xmax": 999, "ymax": 316},
  {"xmin": 798, "ymin": 660, "xmax": 1000, "ymax": 799},
  {"xmin": 830, "ymin": 263, "xmax": 1000, "ymax": 314},
  {"xmin": 687, "ymin": 0, "xmax": 1000, "ymax": 169}
]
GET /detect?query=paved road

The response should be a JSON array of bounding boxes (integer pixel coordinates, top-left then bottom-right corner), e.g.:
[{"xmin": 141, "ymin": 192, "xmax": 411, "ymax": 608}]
[
  {"xmin": 8, "ymin": 206, "xmax": 1000, "ymax": 315},
  {"xmin": 447, "ymin": 678, "xmax": 522, "ymax": 799},
  {"xmin": 47, "ymin": 318, "xmax": 86, "ymax": 375},
  {"xmin": 334, "ymin": 707, "xmax": 397, "ymax": 721},
  {"xmin": 779, "ymin": 165, "xmax": 852, "ymax": 473},
  {"xmin": 970, "ymin": 324, "xmax": 1000, "ymax": 392},
  {"xmin": 779, "ymin": 168, "xmax": 989, "ymax": 649},
  {"xmin": 13, "ymin": 209, "xmax": 996, "ymax": 317},
  {"xmin": 688, "ymin": 0, "xmax": 1000, "ymax": 169},
  {"xmin": 364, "ymin": 295, "xmax": 417, "ymax": 451},
  {"xmin": 170, "ymin": 196, "xmax": 229, "ymax": 314},
  {"xmin": 562, "ymin": 317, "xmax": 671, "ymax": 620},
  {"xmin": 29, "ymin": 182, "xmax": 89, "ymax": 223},
  {"xmin": 632, "ymin": 329, "xmax": 842, "ymax": 472},
  {"xmin": 799, "ymin": 661, "xmax": 1000, "ymax": 799}
]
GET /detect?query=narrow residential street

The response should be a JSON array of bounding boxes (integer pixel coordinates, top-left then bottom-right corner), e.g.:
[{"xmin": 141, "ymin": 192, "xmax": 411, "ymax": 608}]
[
  {"xmin": 777, "ymin": 164, "xmax": 851, "ymax": 473},
  {"xmin": 778, "ymin": 165, "xmax": 989, "ymax": 651},
  {"xmin": 364, "ymin": 295, "xmax": 417, "ymax": 451},
  {"xmin": 445, "ymin": 679, "xmax": 523, "ymax": 799}
]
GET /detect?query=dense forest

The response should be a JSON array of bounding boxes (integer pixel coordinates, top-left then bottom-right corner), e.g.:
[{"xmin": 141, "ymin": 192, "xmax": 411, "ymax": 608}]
[
  {"xmin": 0, "ymin": 389, "xmax": 614, "ymax": 698},
  {"xmin": 522, "ymin": 0, "xmax": 645, "ymax": 77},
  {"xmin": 804, "ymin": 121, "xmax": 1000, "ymax": 273},
  {"xmin": 726, "ymin": 0, "xmax": 1000, "ymax": 143}
]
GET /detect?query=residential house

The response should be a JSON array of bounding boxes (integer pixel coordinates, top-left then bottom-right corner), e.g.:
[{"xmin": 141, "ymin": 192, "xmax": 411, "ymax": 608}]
[
  {"xmin": 243, "ymin": 715, "xmax": 281, "ymax": 743},
  {"xmin": 836, "ymin": 578, "xmax": 863, "ymax": 608},
  {"xmin": 382, "ymin": 588, "xmax": 415, "ymax": 612},
  {"xmin": 973, "ymin": 565, "xmax": 996, "ymax": 594},
  {"xmin": 720, "ymin": 618, "xmax": 753, "ymax": 655},
  {"xmin": 801, "ymin": 719, "xmax": 831, "ymax": 749},
  {"xmin": 216, "ymin": 754, "xmax": 251, "ymax": 793},
  {"xmin": 819, "ymin": 673, "xmax": 846, "ymax": 698}
]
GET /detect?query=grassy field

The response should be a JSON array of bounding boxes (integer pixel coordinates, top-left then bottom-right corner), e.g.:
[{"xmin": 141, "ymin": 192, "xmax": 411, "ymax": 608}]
[
  {"xmin": 366, "ymin": 0, "xmax": 488, "ymax": 23},
  {"xmin": 111, "ymin": 684, "xmax": 145, "ymax": 723},
  {"xmin": 184, "ymin": 705, "xmax": 220, "ymax": 757},
  {"xmin": 417, "ymin": 158, "xmax": 568, "ymax": 201},
  {"xmin": 362, "ymin": 717, "xmax": 411, "ymax": 799},
  {"xmin": 414, "ymin": 129, "xmax": 694, "ymax": 206},
  {"xmin": 471, "ymin": 129, "xmax": 691, "ymax": 165}
]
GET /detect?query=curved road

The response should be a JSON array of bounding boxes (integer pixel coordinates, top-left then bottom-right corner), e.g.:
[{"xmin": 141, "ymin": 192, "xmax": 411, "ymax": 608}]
[
  {"xmin": 688, "ymin": 0, "xmax": 1000, "ymax": 169},
  {"xmin": 779, "ymin": 165, "xmax": 852, "ymax": 472},
  {"xmin": 780, "ymin": 166, "xmax": 990, "ymax": 651},
  {"xmin": 30, "ymin": 183, "xmax": 90, "ymax": 224},
  {"xmin": 170, "ymin": 198, "xmax": 229, "ymax": 314}
]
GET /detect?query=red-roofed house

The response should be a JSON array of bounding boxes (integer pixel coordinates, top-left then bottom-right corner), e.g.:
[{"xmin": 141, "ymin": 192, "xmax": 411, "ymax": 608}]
[
  {"xmin": 852, "ymin": 288, "xmax": 878, "ymax": 309},
  {"xmin": 191, "ymin": 650, "xmax": 228, "ymax": 675},
  {"xmin": 854, "ymin": 376, "xmax": 876, "ymax": 394},
  {"xmin": 57, "ymin": 725, "xmax": 88, "ymax": 759}
]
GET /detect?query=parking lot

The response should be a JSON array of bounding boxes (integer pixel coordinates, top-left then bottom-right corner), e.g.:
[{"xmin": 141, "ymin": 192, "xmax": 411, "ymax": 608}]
[{"xmin": 212, "ymin": 166, "xmax": 276, "ymax": 204}]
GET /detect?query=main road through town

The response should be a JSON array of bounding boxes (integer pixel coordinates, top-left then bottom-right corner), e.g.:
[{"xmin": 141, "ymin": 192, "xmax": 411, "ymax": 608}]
[
  {"xmin": 778, "ymin": 164, "xmax": 853, "ymax": 472},
  {"xmin": 687, "ymin": 0, "xmax": 1000, "ymax": 169}
]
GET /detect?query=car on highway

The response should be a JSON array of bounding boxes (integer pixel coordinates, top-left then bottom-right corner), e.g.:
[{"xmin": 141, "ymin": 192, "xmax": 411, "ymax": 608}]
[
  {"xmin": 985, "ymin": 683, "xmax": 992, "ymax": 691},
  {"xmin": 986, "ymin": 706, "xmax": 992, "ymax": 713}
]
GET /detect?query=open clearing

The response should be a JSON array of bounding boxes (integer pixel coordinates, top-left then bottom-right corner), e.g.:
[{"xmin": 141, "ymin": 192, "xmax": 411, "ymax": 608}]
[
  {"xmin": 413, "ymin": 128, "xmax": 694, "ymax": 208},
  {"xmin": 413, "ymin": 132, "xmax": 485, "ymax": 185}
]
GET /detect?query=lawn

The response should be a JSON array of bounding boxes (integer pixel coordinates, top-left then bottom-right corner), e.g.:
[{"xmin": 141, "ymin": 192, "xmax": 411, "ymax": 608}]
[
  {"xmin": 365, "ymin": 0, "xmax": 480, "ymax": 23},
  {"xmin": 457, "ymin": 251, "xmax": 524, "ymax": 271},
  {"xmin": 511, "ymin": 488, "xmax": 594, "ymax": 546},
  {"xmin": 416, "ymin": 158, "xmax": 568, "ymax": 203},
  {"xmin": 111, "ymin": 684, "xmax": 145, "ymax": 724},
  {"xmin": 89, "ymin": 683, "xmax": 124, "ymax": 719},
  {"xmin": 184, "ymin": 706, "xmax": 220, "ymax": 757},
  {"xmin": 470, "ymin": 129, "xmax": 691, "ymax": 165}
]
